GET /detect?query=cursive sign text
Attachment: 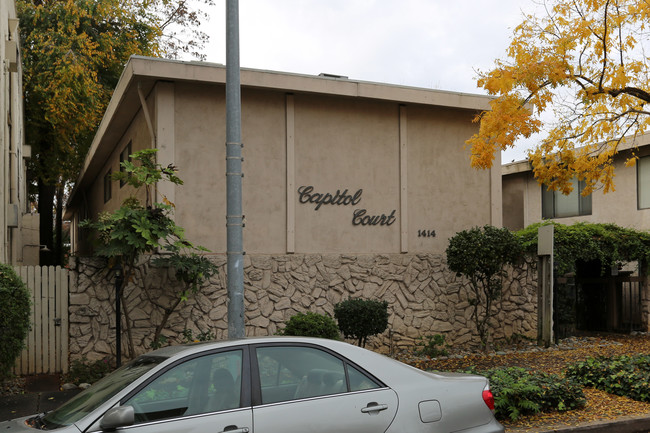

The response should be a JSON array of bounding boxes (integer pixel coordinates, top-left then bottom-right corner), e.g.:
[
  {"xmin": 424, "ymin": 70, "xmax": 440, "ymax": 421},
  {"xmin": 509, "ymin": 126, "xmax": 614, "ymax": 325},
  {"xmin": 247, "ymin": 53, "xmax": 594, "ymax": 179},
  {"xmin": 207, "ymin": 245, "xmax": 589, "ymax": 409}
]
[
  {"xmin": 353, "ymin": 209, "xmax": 396, "ymax": 226},
  {"xmin": 297, "ymin": 186, "xmax": 363, "ymax": 211}
]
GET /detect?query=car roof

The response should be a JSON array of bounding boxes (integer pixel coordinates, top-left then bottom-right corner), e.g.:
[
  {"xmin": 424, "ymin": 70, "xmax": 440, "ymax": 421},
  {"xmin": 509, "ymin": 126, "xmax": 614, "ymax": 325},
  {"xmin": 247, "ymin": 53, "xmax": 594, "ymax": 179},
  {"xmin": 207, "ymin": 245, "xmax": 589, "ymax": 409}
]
[
  {"xmin": 141, "ymin": 336, "xmax": 420, "ymax": 385},
  {"xmin": 145, "ymin": 336, "xmax": 360, "ymax": 360}
]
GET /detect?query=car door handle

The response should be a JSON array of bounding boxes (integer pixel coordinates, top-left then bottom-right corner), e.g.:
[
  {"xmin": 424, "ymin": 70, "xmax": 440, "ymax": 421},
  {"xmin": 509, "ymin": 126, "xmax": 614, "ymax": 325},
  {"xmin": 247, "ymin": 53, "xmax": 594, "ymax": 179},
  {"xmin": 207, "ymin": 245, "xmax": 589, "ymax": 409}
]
[
  {"xmin": 361, "ymin": 402, "xmax": 389, "ymax": 414},
  {"xmin": 220, "ymin": 426, "xmax": 249, "ymax": 433}
]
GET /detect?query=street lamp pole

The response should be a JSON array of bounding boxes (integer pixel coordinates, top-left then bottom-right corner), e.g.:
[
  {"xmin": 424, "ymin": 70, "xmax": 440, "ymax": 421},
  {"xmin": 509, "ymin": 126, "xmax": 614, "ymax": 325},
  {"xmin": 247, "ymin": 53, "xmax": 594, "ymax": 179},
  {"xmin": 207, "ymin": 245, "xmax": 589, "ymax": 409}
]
[{"xmin": 226, "ymin": 0, "xmax": 245, "ymax": 338}]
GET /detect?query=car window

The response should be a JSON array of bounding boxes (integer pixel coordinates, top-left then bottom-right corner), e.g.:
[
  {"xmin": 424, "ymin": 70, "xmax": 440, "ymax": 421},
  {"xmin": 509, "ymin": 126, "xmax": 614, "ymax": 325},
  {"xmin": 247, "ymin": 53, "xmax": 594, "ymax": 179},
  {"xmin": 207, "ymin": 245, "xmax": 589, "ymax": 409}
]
[
  {"xmin": 256, "ymin": 346, "xmax": 347, "ymax": 404},
  {"xmin": 347, "ymin": 364, "xmax": 381, "ymax": 391},
  {"xmin": 126, "ymin": 349, "xmax": 242, "ymax": 423},
  {"xmin": 39, "ymin": 356, "xmax": 165, "ymax": 429}
]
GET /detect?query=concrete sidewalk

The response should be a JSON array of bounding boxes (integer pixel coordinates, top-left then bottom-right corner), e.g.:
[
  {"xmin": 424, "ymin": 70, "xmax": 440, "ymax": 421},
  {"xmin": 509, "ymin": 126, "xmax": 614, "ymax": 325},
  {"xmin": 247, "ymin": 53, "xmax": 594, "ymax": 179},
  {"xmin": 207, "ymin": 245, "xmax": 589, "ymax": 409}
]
[
  {"xmin": 0, "ymin": 390, "xmax": 81, "ymax": 421},
  {"xmin": 0, "ymin": 374, "xmax": 80, "ymax": 422}
]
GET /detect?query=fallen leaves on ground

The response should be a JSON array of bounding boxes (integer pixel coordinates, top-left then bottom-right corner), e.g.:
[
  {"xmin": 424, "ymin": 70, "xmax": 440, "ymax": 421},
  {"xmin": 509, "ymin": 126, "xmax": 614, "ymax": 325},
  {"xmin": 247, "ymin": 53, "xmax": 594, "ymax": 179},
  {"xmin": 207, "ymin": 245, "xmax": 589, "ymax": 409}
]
[
  {"xmin": 502, "ymin": 388, "xmax": 650, "ymax": 432},
  {"xmin": 408, "ymin": 333, "xmax": 650, "ymax": 432}
]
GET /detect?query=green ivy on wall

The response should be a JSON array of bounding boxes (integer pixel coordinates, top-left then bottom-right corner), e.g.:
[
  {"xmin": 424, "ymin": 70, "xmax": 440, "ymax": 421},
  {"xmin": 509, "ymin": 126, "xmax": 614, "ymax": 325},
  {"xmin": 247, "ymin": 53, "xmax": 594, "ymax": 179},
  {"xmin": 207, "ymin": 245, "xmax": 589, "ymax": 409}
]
[{"xmin": 517, "ymin": 222, "xmax": 650, "ymax": 275}]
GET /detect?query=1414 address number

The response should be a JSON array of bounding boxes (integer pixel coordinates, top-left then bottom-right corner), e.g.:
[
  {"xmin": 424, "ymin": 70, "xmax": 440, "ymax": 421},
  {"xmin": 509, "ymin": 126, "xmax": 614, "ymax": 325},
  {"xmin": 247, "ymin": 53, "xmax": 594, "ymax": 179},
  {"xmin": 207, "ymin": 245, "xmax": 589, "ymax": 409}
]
[{"xmin": 417, "ymin": 230, "xmax": 436, "ymax": 238}]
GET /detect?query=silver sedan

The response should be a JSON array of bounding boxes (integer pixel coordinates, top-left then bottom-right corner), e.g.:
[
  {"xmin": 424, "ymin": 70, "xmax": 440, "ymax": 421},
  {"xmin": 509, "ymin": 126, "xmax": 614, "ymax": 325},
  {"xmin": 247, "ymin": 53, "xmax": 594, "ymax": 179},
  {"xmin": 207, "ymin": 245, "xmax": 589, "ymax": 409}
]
[{"xmin": 1, "ymin": 336, "xmax": 503, "ymax": 433}]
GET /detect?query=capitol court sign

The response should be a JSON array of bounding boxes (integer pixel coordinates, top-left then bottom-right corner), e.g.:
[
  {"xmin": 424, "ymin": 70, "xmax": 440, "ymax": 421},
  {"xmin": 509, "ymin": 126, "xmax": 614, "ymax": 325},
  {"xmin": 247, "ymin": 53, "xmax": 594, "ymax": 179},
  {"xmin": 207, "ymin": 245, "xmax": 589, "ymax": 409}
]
[{"xmin": 298, "ymin": 186, "xmax": 397, "ymax": 227}]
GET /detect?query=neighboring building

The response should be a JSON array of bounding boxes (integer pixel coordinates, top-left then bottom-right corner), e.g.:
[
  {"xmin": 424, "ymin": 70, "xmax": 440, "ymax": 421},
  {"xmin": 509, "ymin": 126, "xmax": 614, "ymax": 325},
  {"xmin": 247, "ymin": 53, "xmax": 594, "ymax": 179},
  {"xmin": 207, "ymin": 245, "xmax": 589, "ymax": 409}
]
[
  {"xmin": 66, "ymin": 56, "xmax": 502, "ymax": 256},
  {"xmin": 502, "ymin": 136, "xmax": 650, "ymax": 334},
  {"xmin": 0, "ymin": 1, "xmax": 37, "ymax": 265},
  {"xmin": 64, "ymin": 56, "xmax": 539, "ymax": 356},
  {"xmin": 502, "ymin": 135, "xmax": 650, "ymax": 231}
]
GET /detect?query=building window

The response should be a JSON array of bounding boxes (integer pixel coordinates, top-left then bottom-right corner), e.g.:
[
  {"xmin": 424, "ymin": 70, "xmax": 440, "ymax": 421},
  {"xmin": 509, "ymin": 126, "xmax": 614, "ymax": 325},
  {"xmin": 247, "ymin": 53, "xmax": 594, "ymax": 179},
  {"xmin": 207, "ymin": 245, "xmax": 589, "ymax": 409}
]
[
  {"xmin": 119, "ymin": 142, "xmax": 132, "ymax": 187},
  {"xmin": 541, "ymin": 178, "xmax": 592, "ymax": 218},
  {"xmin": 638, "ymin": 156, "xmax": 650, "ymax": 209},
  {"xmin": 104, "ymin": 169, "xmax": 112, "ymax": 203}
]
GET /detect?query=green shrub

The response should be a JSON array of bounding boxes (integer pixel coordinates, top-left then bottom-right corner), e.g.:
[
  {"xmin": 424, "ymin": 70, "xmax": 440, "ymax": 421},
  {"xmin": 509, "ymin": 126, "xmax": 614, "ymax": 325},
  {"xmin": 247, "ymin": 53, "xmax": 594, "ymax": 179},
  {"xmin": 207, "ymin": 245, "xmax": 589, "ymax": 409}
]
[
  {"xmin": 150, "ymin": 328, "xmax": 216, "ymax": 349},
  {"xmin": 64, "ymin": 357, "xmax": 113, "ymax": 385},
  {"xmin": 334, "ymin": 298, "xmax": 388, "ymax": 347},
  {"xmin": 0, "ymin": 264, "xmax": 31, "ymax": 378},
  {"xmin": 150, "ymin": 335, "xmax": 168, "ymax": 350},
  {"xmin": 566, "ymin": 355, "xmax": 650, "ymax": 402},
  {"xmin": 180, "ymin": 328, "xmax": 216, "ymax": 343},
  {"xmin": 414, "ymin": 334, "xmax": 449, "ymax": 358},
  {"xmin": 466, "ymin": 366, "xmax": 585, "ymax": 421},
  {"xmin": 277, "ymin": 312, "xmax": 340, "ymax": 340}
]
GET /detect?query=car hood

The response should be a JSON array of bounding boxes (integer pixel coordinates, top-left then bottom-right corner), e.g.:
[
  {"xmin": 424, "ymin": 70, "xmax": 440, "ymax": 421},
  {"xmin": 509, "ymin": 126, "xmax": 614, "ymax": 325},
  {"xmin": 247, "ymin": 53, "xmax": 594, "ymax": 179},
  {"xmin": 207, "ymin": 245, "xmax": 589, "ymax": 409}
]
[{"xmin": 0, "ymin": 416, "xmax": 81, "ymax": 433}]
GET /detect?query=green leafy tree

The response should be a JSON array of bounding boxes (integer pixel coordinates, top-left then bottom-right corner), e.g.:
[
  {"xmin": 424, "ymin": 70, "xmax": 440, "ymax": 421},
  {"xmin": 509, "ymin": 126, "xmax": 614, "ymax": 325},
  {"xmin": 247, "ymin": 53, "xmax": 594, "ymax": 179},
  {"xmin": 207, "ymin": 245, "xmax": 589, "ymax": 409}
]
[
  {"xmin": 446, "ymin": 225, "xmax": 522, "ymax": 350},
  {"xmin": 17, "ymin": 0, "xmax": 213, "ymax": 265},
  {"xmin": 334, "ymin": 298, "xmax": 389, "ymax": 347},
  {"xmin": 0, "ymin": 264, "xmax": 31, "ymax": 378},
  {"xmin": 82, "ymin": 149, "xmax": 218, "ymax": 358}
]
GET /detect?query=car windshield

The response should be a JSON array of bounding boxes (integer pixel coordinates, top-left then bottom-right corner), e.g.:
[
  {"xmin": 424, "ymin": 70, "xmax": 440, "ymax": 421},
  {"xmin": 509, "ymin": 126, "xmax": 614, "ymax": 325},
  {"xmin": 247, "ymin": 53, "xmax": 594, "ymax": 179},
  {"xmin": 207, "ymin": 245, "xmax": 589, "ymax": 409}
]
[{"xmin": 37, "ymin": 355, "xmax": 166, "ymax": 429}]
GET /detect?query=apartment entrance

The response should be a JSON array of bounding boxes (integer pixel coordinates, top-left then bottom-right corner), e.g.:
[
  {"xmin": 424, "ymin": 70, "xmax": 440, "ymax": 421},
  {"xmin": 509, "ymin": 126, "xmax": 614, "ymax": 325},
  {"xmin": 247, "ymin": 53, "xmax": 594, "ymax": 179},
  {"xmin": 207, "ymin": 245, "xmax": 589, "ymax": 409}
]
[{"xmin": 574, "ymin": 260, "xmax": 643, "ymax": 333}]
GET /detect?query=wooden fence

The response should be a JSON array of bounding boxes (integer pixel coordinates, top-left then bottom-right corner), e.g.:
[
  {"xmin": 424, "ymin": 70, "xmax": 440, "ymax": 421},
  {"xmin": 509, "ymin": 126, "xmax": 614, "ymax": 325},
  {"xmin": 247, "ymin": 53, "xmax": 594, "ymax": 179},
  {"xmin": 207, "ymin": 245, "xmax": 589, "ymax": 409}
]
[{"xmin": 13, "ymin": 266, "xmax": 70, "ymax": 375}]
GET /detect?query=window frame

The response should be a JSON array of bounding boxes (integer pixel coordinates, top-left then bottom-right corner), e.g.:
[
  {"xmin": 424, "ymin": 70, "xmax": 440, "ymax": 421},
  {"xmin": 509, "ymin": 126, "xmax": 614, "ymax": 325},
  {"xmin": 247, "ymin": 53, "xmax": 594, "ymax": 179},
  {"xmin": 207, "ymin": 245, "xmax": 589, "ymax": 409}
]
[
  {"xmin": 120, "ymin": 345, "xmax": 252, "ymax": 425},
  {"xmin": 541, "ymin": 178, "xmax": 592, "ymax": 219},
  {"xmin": 249, "ymin": 342, "xmax": 386, "ymax": 407}
]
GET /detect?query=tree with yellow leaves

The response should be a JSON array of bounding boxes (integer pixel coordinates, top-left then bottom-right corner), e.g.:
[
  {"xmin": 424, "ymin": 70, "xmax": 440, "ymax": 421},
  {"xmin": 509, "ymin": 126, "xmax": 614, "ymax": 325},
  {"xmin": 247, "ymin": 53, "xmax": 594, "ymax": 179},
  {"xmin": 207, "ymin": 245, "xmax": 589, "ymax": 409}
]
[{"xmin": 467, "ymin": 0, "xmax": 650, "ymax": 196}]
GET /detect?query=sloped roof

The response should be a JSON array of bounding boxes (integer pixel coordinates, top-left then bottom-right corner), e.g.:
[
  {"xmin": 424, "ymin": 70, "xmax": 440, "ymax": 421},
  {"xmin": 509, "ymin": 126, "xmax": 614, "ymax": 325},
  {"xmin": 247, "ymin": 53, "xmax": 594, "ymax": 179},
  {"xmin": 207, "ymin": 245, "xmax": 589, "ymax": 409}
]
[
  {"xmin": 501, "ymin": 132, "xmax": 650, "ymax": 176},
  {"xmin": 67, "ymin": 55, "xmax": 493, "ymax": 214}
]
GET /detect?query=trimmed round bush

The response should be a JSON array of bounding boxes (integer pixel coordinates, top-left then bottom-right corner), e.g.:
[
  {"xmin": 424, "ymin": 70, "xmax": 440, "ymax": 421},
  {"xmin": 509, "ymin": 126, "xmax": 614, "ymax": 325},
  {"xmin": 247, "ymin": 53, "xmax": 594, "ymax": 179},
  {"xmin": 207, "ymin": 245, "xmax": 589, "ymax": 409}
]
[
  {"xmin": 334, "ymin": 298, "xmax": 388, "ymax": 347},
  {"xmin": 278, "ymin": 312, "xmax": 340, "ymax": 339},
  {"xmin": 0, "ymin": 264, "xmax": 31, "ymax": 378}
]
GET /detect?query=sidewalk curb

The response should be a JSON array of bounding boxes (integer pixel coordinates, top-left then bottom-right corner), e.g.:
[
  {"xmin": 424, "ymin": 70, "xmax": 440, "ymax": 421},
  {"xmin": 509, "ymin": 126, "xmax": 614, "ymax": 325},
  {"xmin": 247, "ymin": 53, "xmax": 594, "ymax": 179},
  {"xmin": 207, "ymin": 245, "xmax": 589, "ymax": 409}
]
[{"xmin": 534, "ymin": 414, "xmax": 650, "ymax": 433}]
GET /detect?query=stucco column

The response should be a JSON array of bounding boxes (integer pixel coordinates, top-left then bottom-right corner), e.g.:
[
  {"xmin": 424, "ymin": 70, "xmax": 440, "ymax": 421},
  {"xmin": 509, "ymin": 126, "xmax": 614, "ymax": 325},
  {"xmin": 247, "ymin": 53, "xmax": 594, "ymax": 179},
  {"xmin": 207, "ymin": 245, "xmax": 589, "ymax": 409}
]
[
  {"xmin": 399, "ymin": 105, "xmax": 408, "ymax": 252},
  {"xmin": 155, "ymin": 82, "xmax": 176, "ymax": 212},
  {"xmin": 286, "ymin": 94, "xmax": 295, "ymax": 253}
]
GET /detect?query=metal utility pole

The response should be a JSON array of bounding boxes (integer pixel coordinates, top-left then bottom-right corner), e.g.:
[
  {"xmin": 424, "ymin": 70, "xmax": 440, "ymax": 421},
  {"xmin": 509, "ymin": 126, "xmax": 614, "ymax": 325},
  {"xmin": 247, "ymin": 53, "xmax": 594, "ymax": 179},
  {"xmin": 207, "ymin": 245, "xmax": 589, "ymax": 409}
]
[{"xmin": 226, "ymin": 0, "xmax": 245, "ymax": 338}]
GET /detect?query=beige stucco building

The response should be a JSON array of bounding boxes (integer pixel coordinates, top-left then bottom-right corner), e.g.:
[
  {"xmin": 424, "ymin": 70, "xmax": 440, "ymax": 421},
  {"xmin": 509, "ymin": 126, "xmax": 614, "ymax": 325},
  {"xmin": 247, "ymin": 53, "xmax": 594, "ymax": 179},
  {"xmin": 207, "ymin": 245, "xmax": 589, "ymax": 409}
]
[
  {"xmin": 1, "ymin": 1, "xmax": 37, "ymax": 265},
  {"xmin": 502, "ymin": 135, "xmax": 650, "ymax": 231},
  {"xmin": 64, "ymin": 56, "xmax": 541, "ymax": 356},
  {"xmin": 67, "ymin": 56, "xmax": 502, "ymax": 256}
]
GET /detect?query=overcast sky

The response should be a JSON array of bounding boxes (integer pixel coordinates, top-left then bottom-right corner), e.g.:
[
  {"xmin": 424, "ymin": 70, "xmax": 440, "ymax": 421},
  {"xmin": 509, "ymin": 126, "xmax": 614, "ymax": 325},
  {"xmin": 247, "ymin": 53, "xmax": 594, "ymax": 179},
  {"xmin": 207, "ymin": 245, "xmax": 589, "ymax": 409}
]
[{"xmin": 199, "ymin": 0, "xmax": 542, "ymax": 162}]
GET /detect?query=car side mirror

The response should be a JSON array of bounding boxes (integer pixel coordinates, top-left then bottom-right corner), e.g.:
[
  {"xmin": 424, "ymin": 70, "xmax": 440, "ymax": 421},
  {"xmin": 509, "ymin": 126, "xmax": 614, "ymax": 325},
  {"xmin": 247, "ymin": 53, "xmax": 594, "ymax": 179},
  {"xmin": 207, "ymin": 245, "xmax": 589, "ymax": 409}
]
[{"xmin": 100, "ymin": 405, "xmax": 135, "ymax": 431}]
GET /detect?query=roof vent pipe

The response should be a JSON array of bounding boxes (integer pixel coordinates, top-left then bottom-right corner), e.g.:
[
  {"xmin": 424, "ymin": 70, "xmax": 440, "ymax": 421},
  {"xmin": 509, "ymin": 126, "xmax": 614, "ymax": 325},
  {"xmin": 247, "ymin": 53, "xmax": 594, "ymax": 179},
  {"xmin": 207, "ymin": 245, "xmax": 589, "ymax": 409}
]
[{"xmin": 318, "ymin": 73, "xmax": 348, "ymax": 79}]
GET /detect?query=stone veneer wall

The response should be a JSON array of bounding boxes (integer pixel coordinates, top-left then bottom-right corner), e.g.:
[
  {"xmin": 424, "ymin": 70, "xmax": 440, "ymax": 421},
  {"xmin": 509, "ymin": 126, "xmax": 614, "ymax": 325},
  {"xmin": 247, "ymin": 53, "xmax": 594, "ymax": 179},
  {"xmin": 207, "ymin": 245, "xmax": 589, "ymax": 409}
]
[{"xmin": 68, "ymin": 254, "xmax": 537, "ymax": 362}]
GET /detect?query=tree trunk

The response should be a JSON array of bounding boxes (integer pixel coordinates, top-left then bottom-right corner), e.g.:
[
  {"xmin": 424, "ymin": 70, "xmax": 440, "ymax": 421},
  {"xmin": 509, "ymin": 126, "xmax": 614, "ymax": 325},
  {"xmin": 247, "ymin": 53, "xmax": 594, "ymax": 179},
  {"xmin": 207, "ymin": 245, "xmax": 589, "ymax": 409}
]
[
  {"xmin": 151, "ymin": 297, "xmax": 183, "ymax": 347},
  {"xmin": 121, "ymin": 263, "xmax": 137, "ymax": 358}
]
